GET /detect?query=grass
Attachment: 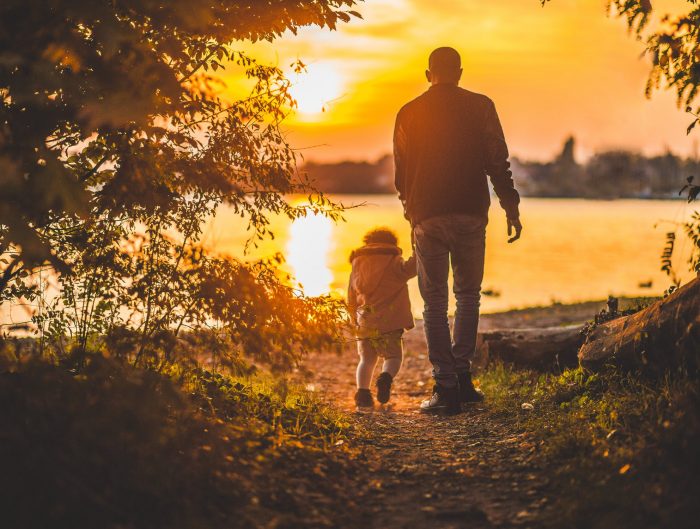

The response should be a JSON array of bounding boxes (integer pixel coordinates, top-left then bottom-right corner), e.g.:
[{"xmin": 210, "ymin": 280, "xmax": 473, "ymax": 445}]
[
  {"xmin": 3, "ymin": 328, "xmax": 698, "ymax": 529},
  {"xmin": 479, "ymin": 363, "xmax": 700, "ymax": 529},
  {"xmin": 0, "ymin": 355, "xmax": 361, "ymax": 529},
  {"xmin": 183, "ymin": 367, "xmax": 352, "ymax": 449}
]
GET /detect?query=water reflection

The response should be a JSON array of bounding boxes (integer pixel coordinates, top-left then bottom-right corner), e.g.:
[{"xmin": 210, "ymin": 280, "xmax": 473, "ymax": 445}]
[{"xmin": 286, "ymin": 213, "xmax": 334, "ymax": 296}]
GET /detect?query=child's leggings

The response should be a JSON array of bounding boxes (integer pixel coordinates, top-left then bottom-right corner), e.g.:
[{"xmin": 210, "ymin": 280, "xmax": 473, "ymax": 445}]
[{"xmin": 356, "ymin": 330, "xmax": 404, "ymax": 389}]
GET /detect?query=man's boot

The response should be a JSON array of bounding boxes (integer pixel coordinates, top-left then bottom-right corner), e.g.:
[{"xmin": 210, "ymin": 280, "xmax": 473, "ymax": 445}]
[
  {"xmin": 420, "ymin": 384, "xmax": 460, "ymax": 415},
  {"xmin": 457, "ymin": 372, "xmax": 484, "ymax": 403}
]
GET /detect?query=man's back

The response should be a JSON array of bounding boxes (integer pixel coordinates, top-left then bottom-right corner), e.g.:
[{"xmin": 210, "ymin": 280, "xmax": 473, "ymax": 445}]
[
  {"xmin": 394, "ymin": 84, "xmax": 519, "ymax": 225},
  {"xmin": 396, "ymin": 47, "xmax": 522, "ymax": 415}
]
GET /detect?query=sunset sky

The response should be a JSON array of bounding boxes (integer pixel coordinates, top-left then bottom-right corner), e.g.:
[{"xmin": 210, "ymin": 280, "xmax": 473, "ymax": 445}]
[{"xmin": 226, "ymin": 0, "xmax": 697, "ymax": 163}]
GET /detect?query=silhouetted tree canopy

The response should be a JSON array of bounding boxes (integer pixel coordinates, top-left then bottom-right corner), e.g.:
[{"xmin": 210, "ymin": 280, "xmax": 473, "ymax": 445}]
[
  {"xmin": 0, "ymin": 0, "xmax": 359, "ymax": 368},
  {"xmin": 0, "ymin": 0, "xmax": 358, "ymax": 274}
]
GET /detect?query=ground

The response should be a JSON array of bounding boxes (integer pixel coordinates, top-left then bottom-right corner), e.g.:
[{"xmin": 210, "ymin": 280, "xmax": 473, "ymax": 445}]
[
  {"xmin": 310, "ymin": 353, "xmax": 551, "ymax": 528},
  {"xmin": 300, "ymin": 307, "xmax": 593, "ymax": 529},
  {"xmin": 5, "ymin": 298, "xmax": 694, "ymax": 528}
]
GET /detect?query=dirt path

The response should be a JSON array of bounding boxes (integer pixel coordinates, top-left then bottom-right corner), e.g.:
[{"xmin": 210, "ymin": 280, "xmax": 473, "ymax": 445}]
[{"xmin": 303, "ymin": 314, "xmax": 568, "ymax": 529}]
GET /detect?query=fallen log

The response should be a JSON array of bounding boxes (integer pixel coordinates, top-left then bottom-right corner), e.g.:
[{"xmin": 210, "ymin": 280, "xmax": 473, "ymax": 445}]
[
  {"xmin": 477, "ymin": 325, "xmax": 585, "ymax": 368},
  {"xmin": 578, "ymin": 277, "xmax": 700, "ymax": 372}
]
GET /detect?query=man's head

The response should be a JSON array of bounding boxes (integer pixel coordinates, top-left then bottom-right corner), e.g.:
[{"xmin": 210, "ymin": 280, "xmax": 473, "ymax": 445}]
[{"xmin": 426, "ymin": 47, "xmax": 462, "ymax": 85}]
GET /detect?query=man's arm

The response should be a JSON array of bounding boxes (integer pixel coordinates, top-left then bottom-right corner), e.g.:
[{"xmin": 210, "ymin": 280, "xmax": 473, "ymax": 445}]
[{"xmin": 483, "ymin": 99, "xmax": 522, "ymax": 242}]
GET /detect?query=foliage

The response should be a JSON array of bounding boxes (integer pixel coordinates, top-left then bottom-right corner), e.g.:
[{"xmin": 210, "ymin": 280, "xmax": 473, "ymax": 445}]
[
  {"xmin": 659, "ymin": 175, "xmax": 700, "ymax": 288},
  {"xmin": 27, "ymin": 203, "xmax": 347, "ymax": 372},
  {"xmin": 679, "ymin": 176, "xmax": 700, "ymax": 273},
  {"xmin": 481, "ymin": 362, "xmax": 700, "ymax": 529},
  {"xmin": 0, "ymin": 355, "xmax": 359, "ymax": 529},
  {"xmin": 684, "ymin": 209, "xmax": 700, "ymax": 272},
  {"xmin": 579, "ymin": 295, "xmax": 653, "ymax": 338},
  {"xmin": 0, "ymin": 0, "xmax": 359, "ymax": 269},
  {"xmin": 0, "ymin": 0, "xmax": 360, "ymax": 369},
  {"xmin": 187, "ymin": 368, "xmax": 351, "ymax": 447}
]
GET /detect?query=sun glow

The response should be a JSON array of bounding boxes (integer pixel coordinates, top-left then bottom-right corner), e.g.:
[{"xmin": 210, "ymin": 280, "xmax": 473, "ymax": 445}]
[
  {"xmin": 286, "ymin": 212, "xmax": 334, "ymax": 296},
  {"xmin": 288, "ymin": 63, "xmax": 342, "ymax": 118}
]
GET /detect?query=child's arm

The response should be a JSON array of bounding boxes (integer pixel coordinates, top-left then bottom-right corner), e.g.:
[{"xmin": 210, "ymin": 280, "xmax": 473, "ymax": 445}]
[{"xmin": 398, "ymin": 254, "xmax": 417, "ymax": 280}]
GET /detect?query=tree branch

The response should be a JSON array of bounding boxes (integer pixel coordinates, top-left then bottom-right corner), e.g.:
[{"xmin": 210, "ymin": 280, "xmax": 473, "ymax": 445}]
[
  {"xmin": 0, "ymin": 255, "xmax": 22, "ymax": 295},
  {"xmin": 81, "ymin": 154, "xmax": 111, "ymax": 182}
]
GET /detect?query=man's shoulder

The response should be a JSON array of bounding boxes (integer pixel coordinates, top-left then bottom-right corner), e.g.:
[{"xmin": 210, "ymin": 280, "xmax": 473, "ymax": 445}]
[
  {"xmin": 399, "ymin": 87, "xmax": 494, "ymax": 112},
  {"xmin": 456, "ymin": 87, "xmax": 494, "ymax": 107},
  {"xmin": 397, "ymin": 92, "xmax": 425, "ymax": 117}
]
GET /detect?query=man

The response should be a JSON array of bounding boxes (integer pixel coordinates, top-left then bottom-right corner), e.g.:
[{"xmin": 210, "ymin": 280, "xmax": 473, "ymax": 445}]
[{"xmin": 393, "ymin": 47, "xmax": 522, "ymax": 414}]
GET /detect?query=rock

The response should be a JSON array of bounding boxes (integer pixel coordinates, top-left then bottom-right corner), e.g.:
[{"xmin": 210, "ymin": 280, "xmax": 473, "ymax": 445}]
[{"xmin": 578, "ymin": 277, "xmax": 700, "ymax": 371}]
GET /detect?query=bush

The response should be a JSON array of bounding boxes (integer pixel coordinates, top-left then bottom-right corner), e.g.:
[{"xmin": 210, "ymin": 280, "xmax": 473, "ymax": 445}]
[{"xmin": 0, "ymin": 356, "xmax": 359, "ymax": 529}]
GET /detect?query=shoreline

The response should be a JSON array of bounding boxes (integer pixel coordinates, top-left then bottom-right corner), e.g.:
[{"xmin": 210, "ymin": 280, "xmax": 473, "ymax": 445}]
[
  {"xmin": 412, "ymin": 296, "xmax": 657, "ymax": 330},
  {"xmin": 402, "ymin": 296, "xmax": 657, "ymax": 355}
]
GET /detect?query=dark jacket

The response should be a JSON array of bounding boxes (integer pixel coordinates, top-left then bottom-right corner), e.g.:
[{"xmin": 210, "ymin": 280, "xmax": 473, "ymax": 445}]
[
  {"xmin": 393, "ymin": 84, "xmax": 520, "ymax": 225},
  {"xmin": 347, "ymin": 243, "xmax": 416, "ymax": 337}
]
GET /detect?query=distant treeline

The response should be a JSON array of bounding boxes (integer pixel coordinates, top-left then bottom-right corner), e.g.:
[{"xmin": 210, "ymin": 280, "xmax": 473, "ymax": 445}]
[
  {"xmin": 301, "ymin": 137, "xmax": 700, "ymax": 198},
  {"xmin": 302, "ymin": 155, "xmax": 394, "ymax": 194}
]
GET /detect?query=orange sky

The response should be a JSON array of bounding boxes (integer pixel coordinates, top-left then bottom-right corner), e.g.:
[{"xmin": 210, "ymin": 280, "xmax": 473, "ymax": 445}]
[{"xmin": 225, "ymin": 0, "xmax": 698, "ymax": 163}]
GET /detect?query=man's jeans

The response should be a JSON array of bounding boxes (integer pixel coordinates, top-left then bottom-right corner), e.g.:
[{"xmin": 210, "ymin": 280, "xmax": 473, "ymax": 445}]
[{"xmin": 414, "ymin": 214, "xmax": 486, "ymax": 388}]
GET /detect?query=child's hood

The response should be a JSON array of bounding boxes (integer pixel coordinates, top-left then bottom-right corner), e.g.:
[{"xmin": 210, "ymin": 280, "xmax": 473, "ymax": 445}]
[{"xmin": 349, "ymin": 243, "xmax": 402, "ymax": 294}]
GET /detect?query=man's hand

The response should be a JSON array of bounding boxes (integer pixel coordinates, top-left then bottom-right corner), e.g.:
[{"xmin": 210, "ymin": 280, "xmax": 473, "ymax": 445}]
[{"xmin": 507, "ymin": 216, "xmax": 522, "ymax": 243}]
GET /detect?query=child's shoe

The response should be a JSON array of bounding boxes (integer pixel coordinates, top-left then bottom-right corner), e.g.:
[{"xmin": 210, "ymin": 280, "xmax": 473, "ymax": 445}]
[
  {"xmin": 376, "ymin": 372, "xmax": 393, "ymax": 404},
  {"xmin": 354, "ymin": 388, "xmax": 374, "ymax": 409}
]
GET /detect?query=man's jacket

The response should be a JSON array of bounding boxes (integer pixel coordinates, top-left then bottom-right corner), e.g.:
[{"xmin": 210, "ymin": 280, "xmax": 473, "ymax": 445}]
[{"xmin": 394, "ymin": 84, "xmax": 520, "ymax": 225}]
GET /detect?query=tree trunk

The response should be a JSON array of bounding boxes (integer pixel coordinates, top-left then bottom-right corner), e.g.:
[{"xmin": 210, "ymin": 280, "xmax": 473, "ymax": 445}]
[
  {"xmin": 477, "ymin": 325, "xmax": 584, "ymax": 369},
  {"xmin": 578, "ymin": 277, "xmax": 700, "ymax": 371}
]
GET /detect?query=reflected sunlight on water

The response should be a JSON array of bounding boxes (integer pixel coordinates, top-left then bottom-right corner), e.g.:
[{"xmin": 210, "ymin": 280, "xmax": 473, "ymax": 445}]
[{"xmin": 286, "ymin": 212, "xmax": 334, "ymax": 296}]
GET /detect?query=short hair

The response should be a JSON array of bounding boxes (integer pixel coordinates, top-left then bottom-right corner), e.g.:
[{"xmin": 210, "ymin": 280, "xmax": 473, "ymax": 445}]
[
  {"xmin": 428, "ymin": 47, "xmax": 461, "ymax": 76},
  {"xmin": 363, "ymin": 227, "xmax": 398, "ymax": 246}
]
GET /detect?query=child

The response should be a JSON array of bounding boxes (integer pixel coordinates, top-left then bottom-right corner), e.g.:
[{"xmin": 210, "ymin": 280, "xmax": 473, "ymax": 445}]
[{"xmin": 347, "ymin": 227, "xmax": 417, "ymax": 408}]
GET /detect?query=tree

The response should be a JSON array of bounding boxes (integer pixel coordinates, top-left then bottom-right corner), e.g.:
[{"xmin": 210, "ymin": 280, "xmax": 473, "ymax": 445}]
[
  {"xmin": 0, "ymin": 0, "xmax": 357, "ymax": 279},
  {"xmin": 0, "ymin": 1, "xmax": 359, "ymax": 367},
  {"xmin": 586, "ymin": 150, "xmax": 647, "ymax": 198}
]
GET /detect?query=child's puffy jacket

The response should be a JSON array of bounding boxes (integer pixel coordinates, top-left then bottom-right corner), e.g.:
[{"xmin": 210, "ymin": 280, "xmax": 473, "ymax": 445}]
[{"xmin": 347, "ymin": 243, "xmax": 416, "ymax": 337}]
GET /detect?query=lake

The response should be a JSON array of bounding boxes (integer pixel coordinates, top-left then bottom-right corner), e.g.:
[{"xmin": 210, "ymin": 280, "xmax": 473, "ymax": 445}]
[{"xmin": 207, "ymin": 196, "xmax": 696, "ymax": 316}]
